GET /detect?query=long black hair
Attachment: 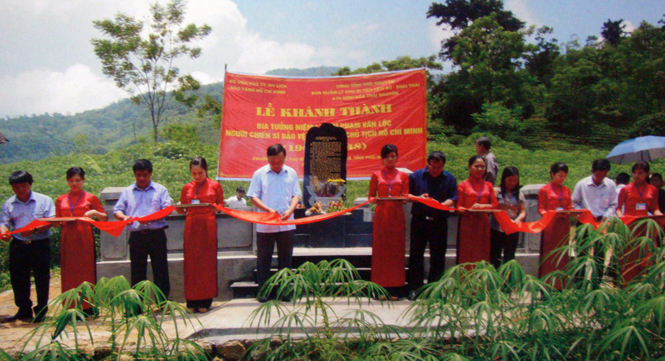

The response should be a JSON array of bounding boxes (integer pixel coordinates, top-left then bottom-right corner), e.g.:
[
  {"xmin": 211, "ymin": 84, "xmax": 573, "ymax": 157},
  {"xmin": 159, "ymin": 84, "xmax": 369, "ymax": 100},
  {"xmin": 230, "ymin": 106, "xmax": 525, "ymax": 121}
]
[{"xmin": 499, "ymin": 166, "xmax": 521, "ymax": 197}]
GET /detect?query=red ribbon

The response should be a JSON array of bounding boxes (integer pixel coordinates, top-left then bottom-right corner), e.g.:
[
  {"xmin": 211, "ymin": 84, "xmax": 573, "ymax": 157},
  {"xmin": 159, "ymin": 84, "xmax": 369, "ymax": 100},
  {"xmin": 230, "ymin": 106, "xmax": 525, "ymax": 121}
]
[
  {"xmin": 406, "ymin": 196, "xmax": 665, "ymax": 235},
  {"xmin": 211, "ymin": 201, "xmax": 372, "ymax": 225},
  {"xmin": 4, "ymin": 200, "xmax": 664, "ymax": 240},
  {"xmin": 3, "ymin": 219, "xmax": 52, "ymax": 238}
]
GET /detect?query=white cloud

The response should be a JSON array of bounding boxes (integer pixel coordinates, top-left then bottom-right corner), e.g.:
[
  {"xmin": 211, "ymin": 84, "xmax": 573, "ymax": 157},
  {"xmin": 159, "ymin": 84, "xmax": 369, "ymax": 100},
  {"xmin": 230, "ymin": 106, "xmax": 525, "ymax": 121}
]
[
  {"xmin": 427, "ymin": 18, "xmax": 453, "ymax": 52},
  {"xmin": 0, "ymin": 64, "xmax": 126, "ymax": 118},
  {"xmin": 623, "ymin": 20, "xmax": 636, "ymax": 33},
  {"xmin": 236, "ymin": 38, "xmax": 317, "ymax": 73},
  {"xmin": 505, "ymin": 0, "xmax": 539, "ymax": 27},
  {"xmin": 1, "ymin": 0, "xmax": 411, "ymax": 117},
  {"xmin": 0, "ymin": 0, "xmax": 332, "ymax": 116},
  {"xmin": 182, "ymin": 0, "xmax": 323, "ymax": 74},
  {"xmin": 189, "ymin": 71, "xmax": 223, "ymax": 86}
]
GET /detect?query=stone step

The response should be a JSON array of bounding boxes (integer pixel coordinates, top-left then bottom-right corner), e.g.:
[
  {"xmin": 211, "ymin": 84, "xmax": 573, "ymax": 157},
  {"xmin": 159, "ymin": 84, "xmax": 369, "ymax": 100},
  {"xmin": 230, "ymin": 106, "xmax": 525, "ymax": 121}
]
[{"xmin": 232, "ymin": 267, "xmax": 414, "ymax": 299}]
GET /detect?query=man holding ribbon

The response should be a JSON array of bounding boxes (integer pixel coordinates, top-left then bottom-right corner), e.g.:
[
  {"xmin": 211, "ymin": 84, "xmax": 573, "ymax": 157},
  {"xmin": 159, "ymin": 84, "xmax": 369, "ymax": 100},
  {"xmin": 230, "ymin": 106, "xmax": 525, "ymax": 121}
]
[
  {"xmin": 407, "ymin": 151, "xmax": 457, "ymax": 300},
  {"xmin": 247, "ymin": 144, "xmax": 302, "ymax": 302},
  {"xmin": 113, "ymin": 159, "xmax": 173, "ymax": 299},
  {"xmin": 572, "ymin": 159, "xmax": 617, "ymax": 287},
  {"xmin": 572, "ymin": 159, "xmax": 618, "ymax": 222},
  {"xmin": 0, "ymin": 171, "xmax": 55, "ymax": 323}
]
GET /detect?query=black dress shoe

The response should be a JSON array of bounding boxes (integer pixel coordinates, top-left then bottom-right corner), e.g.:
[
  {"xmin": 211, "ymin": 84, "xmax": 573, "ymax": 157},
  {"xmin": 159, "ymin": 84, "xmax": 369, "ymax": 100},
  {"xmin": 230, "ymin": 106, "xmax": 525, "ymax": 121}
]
[
  {"xmin": 33, "ymin": 312, "xmax": 46, "ymax": 323},
  {"xmin": 407, "ymin": 290, "xmax": 418, "ymax": 301},
  {"xmin": 257, "ymin": 296, "xmax": 269, "ymax": 303},
  {"xmin": 33, "ymin": 306, "xmax": 48, "ymax": 323},
  {"xmin": 1, "ymin": 312, "xmax": 33, "ymax": 323},
  {"xmin": 82, "ymin": 308, "xmax": 98, "ymax": 319}
]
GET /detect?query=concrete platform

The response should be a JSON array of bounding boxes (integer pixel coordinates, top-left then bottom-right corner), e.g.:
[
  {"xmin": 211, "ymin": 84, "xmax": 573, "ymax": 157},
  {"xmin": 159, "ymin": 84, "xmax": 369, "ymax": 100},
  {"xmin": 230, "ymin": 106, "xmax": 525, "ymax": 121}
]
[{"xmin": 188, "ymin": 297, "xmax": 417, "ymax": 344}]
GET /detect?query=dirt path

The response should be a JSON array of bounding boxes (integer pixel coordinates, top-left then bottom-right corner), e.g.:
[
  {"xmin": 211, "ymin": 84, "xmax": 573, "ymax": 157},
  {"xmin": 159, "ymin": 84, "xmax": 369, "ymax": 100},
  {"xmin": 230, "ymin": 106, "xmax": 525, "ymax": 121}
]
[
  {"xmin": 0, "ymin": 273, "xmax": 63, "ymax": 352},
  {"xmin": 0, "ymin": 274, "xmax": 226, "ymax": 355}
]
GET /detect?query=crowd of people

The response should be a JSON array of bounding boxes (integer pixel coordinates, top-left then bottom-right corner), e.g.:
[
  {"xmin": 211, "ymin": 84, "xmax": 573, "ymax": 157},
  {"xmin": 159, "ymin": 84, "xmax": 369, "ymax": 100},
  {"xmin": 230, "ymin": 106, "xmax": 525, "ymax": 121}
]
[
  {"xmin": 371, "ymin": 137, "xmax": 664, "ymax": 299},
  {"xmin": 0, "ymin": 138, "xmax": 663, "ymax": 322}
]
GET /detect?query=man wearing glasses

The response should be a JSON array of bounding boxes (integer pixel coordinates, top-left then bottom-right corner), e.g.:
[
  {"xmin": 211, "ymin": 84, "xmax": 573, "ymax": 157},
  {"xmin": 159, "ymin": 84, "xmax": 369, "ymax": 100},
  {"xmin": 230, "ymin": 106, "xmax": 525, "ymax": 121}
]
[{"xmin": 407, "ymin": 151, "xmax": 457, "ymax": 300}]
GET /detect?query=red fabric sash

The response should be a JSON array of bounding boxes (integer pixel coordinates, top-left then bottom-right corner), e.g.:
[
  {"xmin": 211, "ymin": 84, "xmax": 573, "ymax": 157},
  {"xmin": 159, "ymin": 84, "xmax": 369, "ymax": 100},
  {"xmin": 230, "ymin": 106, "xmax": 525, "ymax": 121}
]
[
  {"xmin": 4, "ymin": 200, "xmax": 664, "ymax": 240},
  {"xmin": 3, "ymin": 219, "xmax": 53, "ymax": 238},
  {"xmin": 211, "ymin": 201, "xmax": 372, "ymax": 225},
  {"xmin": 406, "ymin": 196, "xmax": 665, "ymax": 235}
]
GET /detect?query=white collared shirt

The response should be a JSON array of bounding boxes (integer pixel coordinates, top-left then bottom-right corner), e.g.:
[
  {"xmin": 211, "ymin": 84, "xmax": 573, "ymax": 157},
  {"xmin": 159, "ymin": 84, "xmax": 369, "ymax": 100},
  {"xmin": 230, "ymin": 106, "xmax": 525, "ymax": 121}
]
[
  {"xmin": 247, "ymin": 164, "xmax": 302, "ymax": 233},
  {"xmin": 572, "ymin": 175, "xmax": 618, "ymax": 218},
  {"xmin": 225, "ymin": 196, "xmax": 247, "ymax": 209},
  {"xmin": 0, "ymin": 191, "xmax": 55, "ymax": 241}
]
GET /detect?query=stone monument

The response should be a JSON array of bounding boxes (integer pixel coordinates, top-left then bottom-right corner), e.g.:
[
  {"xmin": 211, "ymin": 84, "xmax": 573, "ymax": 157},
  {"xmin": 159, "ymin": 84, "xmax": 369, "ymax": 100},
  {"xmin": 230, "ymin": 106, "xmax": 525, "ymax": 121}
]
[{"xmin": 303, "ymin": 123, "xmax": 348, "ymax": 210}]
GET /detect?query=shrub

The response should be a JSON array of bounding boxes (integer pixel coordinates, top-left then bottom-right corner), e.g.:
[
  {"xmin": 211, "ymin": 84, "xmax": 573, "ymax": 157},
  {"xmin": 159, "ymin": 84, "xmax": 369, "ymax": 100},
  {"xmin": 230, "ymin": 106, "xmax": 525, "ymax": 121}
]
[
  {"xmin": 472, "ymin": 102, "xmax": 525, "ymax": 142},
  {"xmin": 629, "ymin": 112, "xmax": 665, "ymax": 137}
]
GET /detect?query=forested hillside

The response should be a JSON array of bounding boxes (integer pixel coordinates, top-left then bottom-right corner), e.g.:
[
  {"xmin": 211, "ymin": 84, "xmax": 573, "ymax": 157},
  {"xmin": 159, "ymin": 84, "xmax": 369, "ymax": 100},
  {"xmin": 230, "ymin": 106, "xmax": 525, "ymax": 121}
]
[
  {"xmin": 0, "ymin": 82, "xmax": 224, "ymax": 164},
  {"xmin": 0, "ymin": 66, "xmax": 346, "ymax": 165},
  {"xmin": 265, "ymin": 66, "xmax": 340, "ymax": 77}
]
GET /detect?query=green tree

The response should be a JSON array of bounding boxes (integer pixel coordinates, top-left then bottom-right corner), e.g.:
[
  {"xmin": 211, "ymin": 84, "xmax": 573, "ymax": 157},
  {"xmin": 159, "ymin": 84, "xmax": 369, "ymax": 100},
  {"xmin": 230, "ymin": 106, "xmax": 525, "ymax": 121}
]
[
  {"xmin": 73, "ymin": 133, "xmax": 90, "ymax": 153},
  {"xmin": 91, "ymin": 0, "xmax": 211, "ymax": 142},
  {"xmin": 160, "ymin": 123, "xmax": 199, "ymax": 144},
  {"xmin": 546, "ymin": 48, "xmax": 603, "ymax": 135},
  {"xmin": 450, "ymin": 14, "xmax": 533, "ymax": 105},
  {"xmin": 617, "ymin": 21, "xmax": 665, "ymax": 115},
  {"xmin": 523, "ymin": 26, "xmax": 560, "ymax": 87},
  {"xmin": 472, "ymin": 102, "xmax": 524, "ymax": 142},
  {"xmin": 629, "ymin": 113, "xmax": 665, "ymax": 137},
  {"xmin": 544, "ymin": 19, "xmax": 665, "ymax": 143},
  {"xmin": 601, "ymin": 19, "xmax": 626, "ymax": 46},
  {"xmin": 428, "ymin": 0, "xmax": 525, "ymax": 60}
]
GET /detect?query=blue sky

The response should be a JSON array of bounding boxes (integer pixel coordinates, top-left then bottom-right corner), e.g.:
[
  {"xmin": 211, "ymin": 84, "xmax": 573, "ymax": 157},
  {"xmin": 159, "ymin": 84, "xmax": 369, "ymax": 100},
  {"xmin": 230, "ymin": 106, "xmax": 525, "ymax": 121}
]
[{"xmin": 0, "ymin": 0, "xmax": 662, "ymax": 118}]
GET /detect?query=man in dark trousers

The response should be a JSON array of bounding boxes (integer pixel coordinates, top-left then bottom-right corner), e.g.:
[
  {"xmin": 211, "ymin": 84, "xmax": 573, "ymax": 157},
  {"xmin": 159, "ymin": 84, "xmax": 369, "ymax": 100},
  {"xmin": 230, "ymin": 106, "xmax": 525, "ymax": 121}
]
[
  {"xmin": 407, "ymin": 151, "xmax": 457, "ymax": 300},
  {"xmin": 0, "ymin": 171, "xmax": 55, "ymax": 323},
  {"xmin": 247, "ymin": 144, "xmax": 302, "ymax": 302},
  {"xmin": 113, "ymin": 159, "xmax": 172, "ymax": 299}
]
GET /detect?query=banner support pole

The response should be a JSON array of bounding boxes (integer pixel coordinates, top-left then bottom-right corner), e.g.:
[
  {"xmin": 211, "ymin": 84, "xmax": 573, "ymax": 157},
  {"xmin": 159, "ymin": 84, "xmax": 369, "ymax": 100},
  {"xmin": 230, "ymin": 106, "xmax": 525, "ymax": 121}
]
[{"xmin": 217, "ymin": 64, "xmax": 228, "ymax": 180}]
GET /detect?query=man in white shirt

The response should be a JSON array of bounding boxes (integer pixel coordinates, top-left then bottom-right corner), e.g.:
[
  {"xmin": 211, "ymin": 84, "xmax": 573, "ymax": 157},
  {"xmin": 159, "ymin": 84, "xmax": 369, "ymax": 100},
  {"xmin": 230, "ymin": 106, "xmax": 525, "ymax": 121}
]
[
  {"xmin": 247, "ymin": 144, "xmax": 301, "ymax": 302},
  {"xmin": 224, "ymin": 186, "xmax": 247, "ymax": 208},
  {"xmin": 572, "ymin": 159, "xmax": 618, "ymax": 221},
  {"xmin": 571, "ymin": 158, "xmax": 617, "ymax": 288}
]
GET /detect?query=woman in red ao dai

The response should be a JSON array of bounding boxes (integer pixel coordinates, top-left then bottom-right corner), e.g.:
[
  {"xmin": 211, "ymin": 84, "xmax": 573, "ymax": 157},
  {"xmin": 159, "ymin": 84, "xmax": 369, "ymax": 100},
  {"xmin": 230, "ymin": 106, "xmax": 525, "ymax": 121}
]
[
  {"xmin": 177, "ymin": 157, "xmax": 225, "ymax": 313},
  {"xmin": 456, "ymin": 155, "xmax": 499, "ymax": 266},
  {"xmin": 368, "ymin": 144, "xmax": 409, "ymax": 299},
  {"xmin": 617, "ymin": 161, "xmax": 662, "ymax": 285},
  {"xmin": 55, "ymin": 167, "xmax": 107, "ymax": 313},
  {"xmin": 537, "ymin": 162, "xmax": 573, "ymax": 286}
]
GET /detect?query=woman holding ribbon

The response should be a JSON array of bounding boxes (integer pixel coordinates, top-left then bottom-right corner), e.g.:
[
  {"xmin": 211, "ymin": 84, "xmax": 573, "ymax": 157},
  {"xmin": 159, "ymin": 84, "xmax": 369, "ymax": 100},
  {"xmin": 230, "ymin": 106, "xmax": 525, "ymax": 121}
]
[
  {"xmin": 616, "ymin": 161, "xmax": 662, "ymax": 284},
  {"xmin": 368, "ymin": 144, "xmax": 409, "ymax": 298},
  {"xmin": 490, "ymin": 166, "xmax": 526, "ymax": 269},
  {"xmin": 617, "ymin": 162, "xmax": 662, "ymax": 218},
  {"xmin": 177, "ymin": 156, "xmax": 225, "ymax": 313},
  {"xmin": 456, "ymin": 155, "xmax": 499, "ymax": 266},
  {"xmin": 55, "ymin": 167, "xmax": 107, "ymax": 314},
  {"xmin": 537, "ymin": 162, "xmax": 573, "ymax": 284}
]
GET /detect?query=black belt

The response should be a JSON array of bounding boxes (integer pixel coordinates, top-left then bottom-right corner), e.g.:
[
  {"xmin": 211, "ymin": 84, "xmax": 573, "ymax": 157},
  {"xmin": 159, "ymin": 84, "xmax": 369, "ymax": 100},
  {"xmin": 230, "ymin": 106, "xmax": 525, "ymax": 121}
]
[
  {"xmin": 13, "ymin": 237, "xmax": 49, "ymax": 245},
  {"xmin": 415, "ymin": 215, "xmax": 445, "ymax": 221},
  {"xmin": 132, "ymin": 226, "xmax": 167, "ymax": 235}
]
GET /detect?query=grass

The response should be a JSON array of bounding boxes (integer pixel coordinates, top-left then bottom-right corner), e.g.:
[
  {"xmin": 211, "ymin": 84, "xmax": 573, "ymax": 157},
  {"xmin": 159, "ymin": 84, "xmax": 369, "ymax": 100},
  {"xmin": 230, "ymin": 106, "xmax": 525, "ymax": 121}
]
[
  {"xmin": 7, "ymin": 277, "xmax": 204, "ymax": 361},
  {"xmin": 239, "ymin": 218, "xmax": 665, "ymax": 360},
  {"xmin": 1, "ymin": 216, "xmax": 665, "ymax": 360}
]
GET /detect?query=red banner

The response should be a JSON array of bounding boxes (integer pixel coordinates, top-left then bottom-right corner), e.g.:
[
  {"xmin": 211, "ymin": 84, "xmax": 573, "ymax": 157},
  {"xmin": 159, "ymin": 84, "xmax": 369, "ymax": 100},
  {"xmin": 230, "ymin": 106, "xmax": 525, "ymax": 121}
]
[{"xmin": 218, "ymin": 69, "xmax": 428, "ymax": 179}]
